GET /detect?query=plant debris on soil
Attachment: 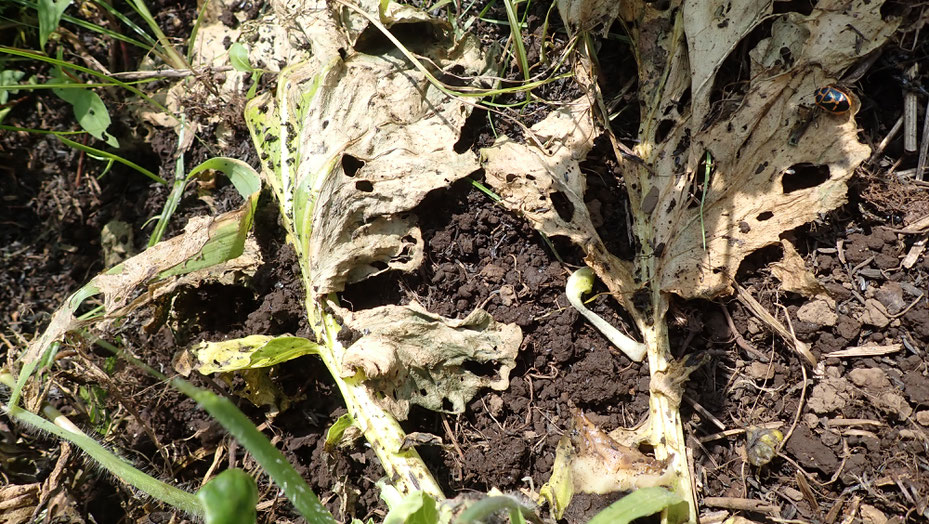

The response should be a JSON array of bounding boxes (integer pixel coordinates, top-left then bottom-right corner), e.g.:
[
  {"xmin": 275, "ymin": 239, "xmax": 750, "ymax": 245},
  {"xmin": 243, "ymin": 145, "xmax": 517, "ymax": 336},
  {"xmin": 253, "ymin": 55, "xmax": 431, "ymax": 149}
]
[{"xmin": 3, "ymin": 1, "xmax": 929, "ymax": 523}]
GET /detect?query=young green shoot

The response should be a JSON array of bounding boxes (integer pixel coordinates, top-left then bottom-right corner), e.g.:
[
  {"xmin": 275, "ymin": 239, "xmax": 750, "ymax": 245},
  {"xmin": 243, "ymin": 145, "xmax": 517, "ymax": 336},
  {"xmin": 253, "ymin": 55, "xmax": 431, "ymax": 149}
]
[{"xmin": 566, "ymin": 267, "xmax": 646, "ymax": 362}]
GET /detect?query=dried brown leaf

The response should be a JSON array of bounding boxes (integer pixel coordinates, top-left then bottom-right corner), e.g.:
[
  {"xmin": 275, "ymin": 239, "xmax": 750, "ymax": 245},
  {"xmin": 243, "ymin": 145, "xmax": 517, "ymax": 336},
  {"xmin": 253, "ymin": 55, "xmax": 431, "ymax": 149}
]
[{"xmin": 339, "ymin": 302, "xmax": 522, "ymax": 419}]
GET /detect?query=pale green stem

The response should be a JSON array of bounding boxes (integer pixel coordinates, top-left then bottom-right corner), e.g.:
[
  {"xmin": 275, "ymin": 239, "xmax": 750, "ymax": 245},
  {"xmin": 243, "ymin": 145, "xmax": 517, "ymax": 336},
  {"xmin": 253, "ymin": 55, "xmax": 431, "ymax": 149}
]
[{"xmin": 566, "ymin": 267, "xmax": 647, "ymax": 362}]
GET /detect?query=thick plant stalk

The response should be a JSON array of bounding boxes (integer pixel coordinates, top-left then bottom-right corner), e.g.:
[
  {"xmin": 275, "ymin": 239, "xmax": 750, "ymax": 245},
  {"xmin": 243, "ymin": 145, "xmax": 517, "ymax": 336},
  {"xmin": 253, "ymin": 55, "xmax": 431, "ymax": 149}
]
[
  {"xmin": 638, "ymin": 305, "xmax": 697, "ymax": 524},
  {"xmin": 310, "ymin": 299, "xmax": 444, "ymax": 497},
  {"xmin": 244, "ymin": 70, "xmax": 444, "ymax": 499}
]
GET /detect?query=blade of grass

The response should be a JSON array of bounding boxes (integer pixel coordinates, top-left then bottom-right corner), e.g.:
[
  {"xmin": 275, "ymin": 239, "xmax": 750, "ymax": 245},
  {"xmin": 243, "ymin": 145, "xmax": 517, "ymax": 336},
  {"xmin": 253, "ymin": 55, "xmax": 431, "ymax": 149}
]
[
  {"xmin": 700, "ymin": 151, "xmax": 711, "ymax": 251},
  {"xmin": 7, "ymin": 0, "xmax": 155, "ymax": 49},
  {"xmin": 0, "ymin": 123, "xmax": 85, "ymax": 134},
  {"xmin": 0, "ymin": 78, "xmax": 157, "ymax": 89},
  {"xmin": 56, "ymin": 135, "xmax": 166, "ymax": 184},
  {"xmin": 0, "ymin": 393, "xmax": 203, "ymax": 516},
  {"xmin": 186, "ymin": 0, "xmax": 211, "ymax": 65},
  {"xmin": 88, "ymin": 0, "xmax": 159, "ymax": 47},
  {"xmin": 148, "ymin": 120, "xmax": 188, "ymax": 246},
  {"xmin": 0, "ymin": 46, "xmax": 172, "ymax": 114},
  {"xmin": 124, "ymin": 0, "xmax": 189, "ymax": 69},
  {"xmin": 501, "ymin": 0, "xmax": 529, "ymax": 82},
  {"xmin": 586, "ymin": 487, "xmax": 684, "ymax": 524},
  {"xmin": 332, "ymin": 0, "xmax": 569, "ymax": 99},
  {"xmin": 171, "ymin": 378, "xmax": 338, "ymax": 524}
]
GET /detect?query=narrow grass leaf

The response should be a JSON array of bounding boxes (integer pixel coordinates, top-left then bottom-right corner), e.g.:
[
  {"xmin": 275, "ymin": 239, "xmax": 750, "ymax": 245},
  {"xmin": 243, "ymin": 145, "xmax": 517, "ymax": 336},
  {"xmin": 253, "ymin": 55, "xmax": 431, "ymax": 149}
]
[
  {"xmin": 170, "ymin": 378, "xmax": 338, "ymax": 524},
  {"xmin": 454, "ymin": 495, "xmax": 538, "ymax": 524},
  {"xmin": 197, "ymin": 469, "xmax": 258, "ymax": 524},
  {"xmin": 4, "ymin": 406, "xmax": 203, "ymax": 515},
  {"xmin": 125, "ymin": 0, "xmax": 188, "ymax": 69},
  {"xmin": 57, "ymin": 136, "xmax": 163, "ymax": 183}
]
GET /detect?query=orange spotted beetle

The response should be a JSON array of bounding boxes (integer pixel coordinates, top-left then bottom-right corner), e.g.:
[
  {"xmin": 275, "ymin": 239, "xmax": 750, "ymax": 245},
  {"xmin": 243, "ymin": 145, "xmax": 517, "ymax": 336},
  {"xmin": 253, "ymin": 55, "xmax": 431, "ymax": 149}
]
[{"xmin": 814, "ymin": 85, "xmax": 852, "ymax": 114}]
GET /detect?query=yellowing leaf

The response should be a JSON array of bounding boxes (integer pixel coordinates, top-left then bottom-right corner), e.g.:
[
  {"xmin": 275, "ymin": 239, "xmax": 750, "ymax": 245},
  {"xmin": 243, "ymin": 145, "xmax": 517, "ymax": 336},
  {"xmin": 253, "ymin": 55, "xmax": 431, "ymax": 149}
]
[
  {"xmin": 187, "ymin": 335, "xmax": 322, "ymax": 375},
  {"xmin": 540, "ymin": 411, "xmax": 672, "ymax": 519}
]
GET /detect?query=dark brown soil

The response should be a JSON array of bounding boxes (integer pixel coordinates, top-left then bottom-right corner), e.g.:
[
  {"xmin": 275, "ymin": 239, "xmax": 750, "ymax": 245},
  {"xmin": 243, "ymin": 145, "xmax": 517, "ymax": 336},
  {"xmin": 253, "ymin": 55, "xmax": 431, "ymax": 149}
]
[{"xmin": 3, "ymin": 2, "xmax": 929, "ymax": 524}]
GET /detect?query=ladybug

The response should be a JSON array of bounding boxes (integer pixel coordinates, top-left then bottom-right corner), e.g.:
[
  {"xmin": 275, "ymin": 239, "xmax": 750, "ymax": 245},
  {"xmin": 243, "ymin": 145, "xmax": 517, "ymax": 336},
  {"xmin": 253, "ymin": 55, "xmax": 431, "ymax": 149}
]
[{"xmin": 814, "ymin": 85, "xmax": 852, "ymax": 114}]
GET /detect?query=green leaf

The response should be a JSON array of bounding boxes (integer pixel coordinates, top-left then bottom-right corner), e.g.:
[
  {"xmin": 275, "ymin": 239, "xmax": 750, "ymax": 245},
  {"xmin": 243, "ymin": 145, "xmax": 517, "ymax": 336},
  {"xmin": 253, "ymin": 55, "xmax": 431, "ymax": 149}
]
[
  {"xmin": 586, "ymin": 487, "xmax": 685, "ymax": 524},
  {"xmin": 0, "ymin": 69, "xmax": 26, "ymax": 123},
  {"xmin": 187, "ymin": 156, "xmax": 262, "ymax": 199},
  {"xmin": 171, "ymin": 378, "xmax": 338, "ymax": 524},
  {"xmin": 324, "ymin": 413, "xmax": 355, "ymax": 449},
  {"xmin": 38, "ymin": 0, "xmax": 72, "ymax": 49},
  {"xmin": 50, "ymin": 68, "xmax": 118, "ymax": 148},
  {"xmin": 7, "ymin": 406, "xmax": 201, "ymax": 515},
  {"xmin": 198, "ymin": 469, "xmax": 258, "ymax": 524},
  {"xmin": 56, "ymin": 135, "xmax": 161, "ymax": 182},
  {"xmin": 229, "ymin": 42, "xmax": 253, "ymax": 73},
  {"xmin": 454, "ymin": 495, "xmax": 537, "ymax": 524},
  {"xmin": 189, "ymin": 335, "xmax": 322, "ymax": 374},
  {"xmin": 380, "ymin": 483, "xmax": 439, "ymax": 524}
]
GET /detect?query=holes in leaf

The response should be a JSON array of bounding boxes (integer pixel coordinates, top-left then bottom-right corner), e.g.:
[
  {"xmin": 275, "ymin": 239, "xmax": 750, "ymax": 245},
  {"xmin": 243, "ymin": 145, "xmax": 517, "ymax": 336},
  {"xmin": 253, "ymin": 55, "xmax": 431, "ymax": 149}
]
[
  {"xmin": 757, "ymin": 211, "xmax": 774, "ymax": 221},
  {"xmin": 880, "ymin": 1, "xmax": 907, "ymax": 20},
  {"xmin": 655, "ymin": 119, "xmax": 675, "ymax": 143},
  {"xmin": 779, "ymin": 46, "xmax": 795, "ymax": 68},
  {"xmin": 707, "ymin": 19, "xmax": 774, "ymax": 125},
  {"xmin": 550, "ymin": 191, "xmax": 575, "ymax": 222},
  {"xmin": 355, "ymin": 22, "xmax": 438, "ymax": 55},
  {"xmin": 370, "ymin": 260, "xmax": 388, "ymax": 271},
  {"xmin": 782, "ymin": 163, "xmax": 829, "ymax": 193},
  {"xmin": 645, "ymin": 0, "xmax": 671, "ymax": 10},
  {"xmin": 772, "ymin": 0, "xmax": 814, "ymax": 15},
  {"xmin": 438, "ymin": 64, "xmax": 468, "ymax": 88},
  {"xmin": 675, "ymin": 87, "xmax": 692, "ymax": 114},
  {"xmin": 462, "ymin": 359, "xmax": 500, "ymax": 380},
  {"xmin": 687, "ymin": 151, "xmax": 715, "ymax": 209},
  {"xmin": 342, "ymin": 154, "xmax": 364, "ymax": 177},
  {"xmin": 355, "ymin": 180, "xmax": 374, "ymax": 192}
]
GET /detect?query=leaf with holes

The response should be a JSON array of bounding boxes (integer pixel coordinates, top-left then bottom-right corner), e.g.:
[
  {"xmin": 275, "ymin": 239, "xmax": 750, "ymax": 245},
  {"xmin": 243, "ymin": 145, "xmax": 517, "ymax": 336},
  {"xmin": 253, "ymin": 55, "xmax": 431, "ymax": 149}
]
[
  {"xmin": 245, "ymin": 9, "xmax": 490, "ymax": 298},
  {"xmin": 482, "ymin": 0, "xmax": 898, "ymax": 520}
]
